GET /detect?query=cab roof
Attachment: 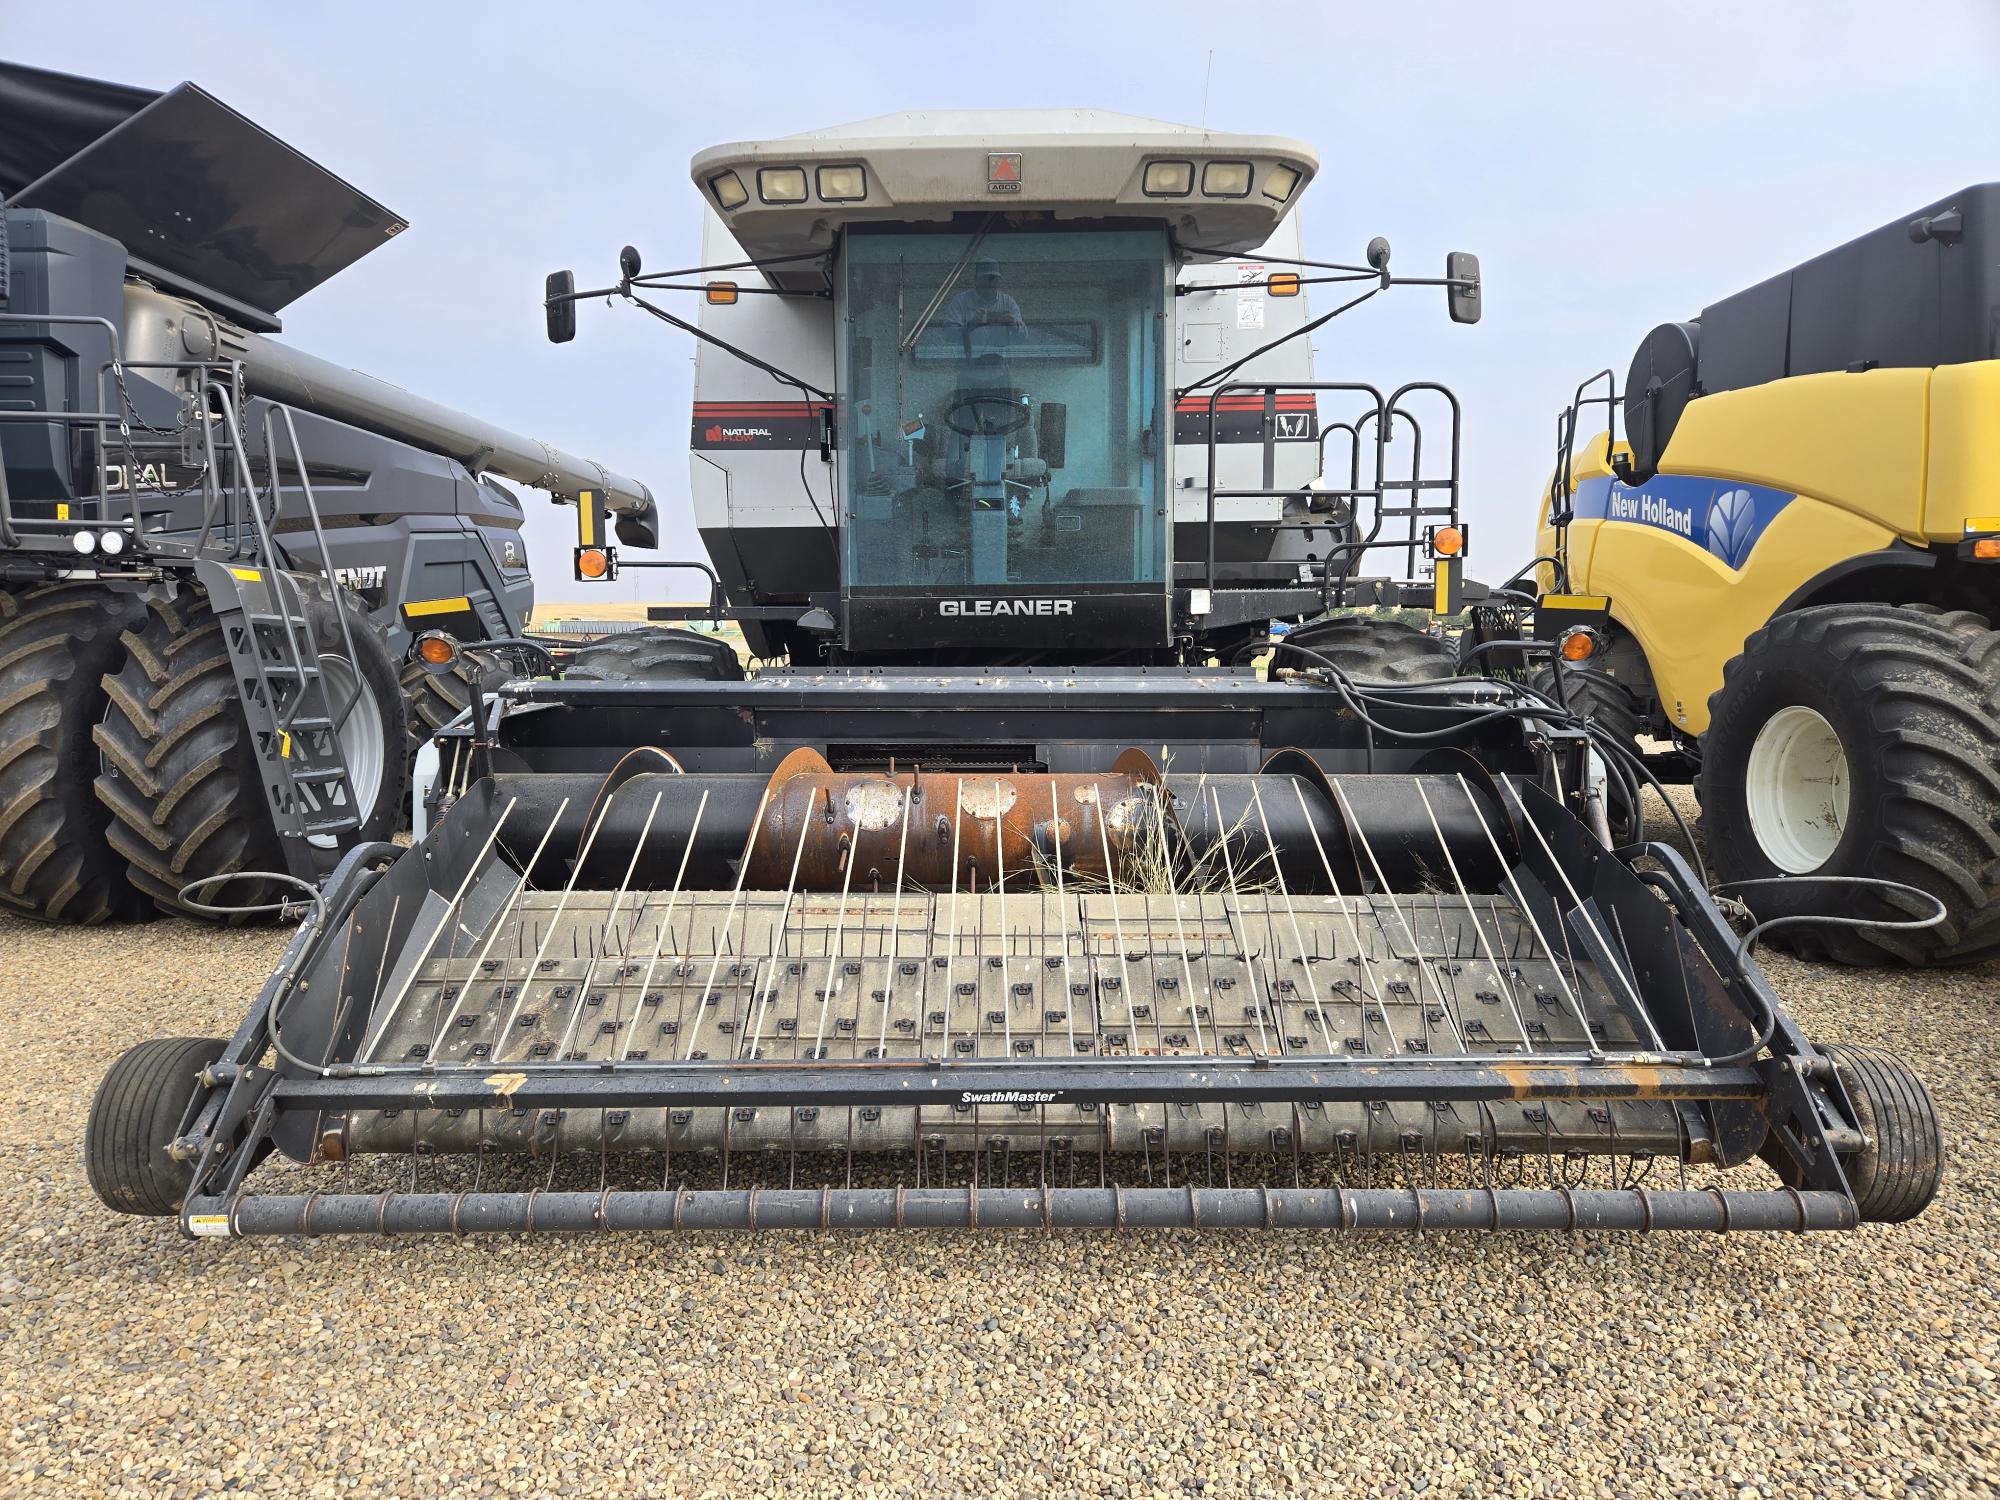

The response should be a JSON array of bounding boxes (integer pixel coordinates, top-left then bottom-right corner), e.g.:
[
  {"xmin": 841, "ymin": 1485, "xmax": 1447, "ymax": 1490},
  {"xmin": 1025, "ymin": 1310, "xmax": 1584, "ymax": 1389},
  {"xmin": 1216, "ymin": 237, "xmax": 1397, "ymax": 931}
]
[{"xmin": 689, "ymin": 109, "xmax": 1317, "ymax": 274}]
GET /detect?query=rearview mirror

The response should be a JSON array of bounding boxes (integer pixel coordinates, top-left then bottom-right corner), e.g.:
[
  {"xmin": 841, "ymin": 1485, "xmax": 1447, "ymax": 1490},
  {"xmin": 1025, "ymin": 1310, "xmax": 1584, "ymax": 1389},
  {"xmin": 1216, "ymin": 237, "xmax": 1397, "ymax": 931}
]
[
  {"xmin": 545, "ymin": 270, "xmax": 576, "ymax": 344},
  {"xmin": 1446, "ymin": 251, "xmax": 1481, "ymax": 325}
]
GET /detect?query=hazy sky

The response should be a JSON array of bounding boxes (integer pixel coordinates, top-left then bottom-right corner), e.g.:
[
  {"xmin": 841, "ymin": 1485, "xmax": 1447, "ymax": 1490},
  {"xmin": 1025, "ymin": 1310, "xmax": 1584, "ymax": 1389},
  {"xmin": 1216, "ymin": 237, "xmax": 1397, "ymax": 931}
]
[{"xmin": 9, "ymin": 1, "xmax": 1997, "ymax": 602}]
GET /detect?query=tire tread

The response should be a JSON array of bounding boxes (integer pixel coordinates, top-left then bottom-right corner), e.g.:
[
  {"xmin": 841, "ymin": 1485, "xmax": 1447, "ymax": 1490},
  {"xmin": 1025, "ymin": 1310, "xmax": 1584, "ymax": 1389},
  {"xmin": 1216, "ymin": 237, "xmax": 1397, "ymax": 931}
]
[
  {"xmin": 1699, "ymin": 604, "xmax": 2000, "ymax": 965},
  {"xmin": 85, "ymin": 1037, "xmax": 226, "ymax": 1216},
  {"xmin": 1278, "ymin": 617, "xmax": 1458, "ymax": 684},
  {"xmin": 0, "ymin": 584, "xmax": 147, "ymax": 923},
  {"xmin": 1822, "ymin": 1043, "xmax": 1942, "ymax": 1223}
]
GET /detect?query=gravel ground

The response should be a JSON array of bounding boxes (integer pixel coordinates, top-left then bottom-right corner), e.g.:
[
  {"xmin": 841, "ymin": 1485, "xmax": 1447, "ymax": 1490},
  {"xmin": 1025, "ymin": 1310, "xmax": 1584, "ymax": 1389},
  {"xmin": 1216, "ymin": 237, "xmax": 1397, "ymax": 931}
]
[{"xmin": 1, "ymin": 792, "xmax": 1995, "ymax": 1498}]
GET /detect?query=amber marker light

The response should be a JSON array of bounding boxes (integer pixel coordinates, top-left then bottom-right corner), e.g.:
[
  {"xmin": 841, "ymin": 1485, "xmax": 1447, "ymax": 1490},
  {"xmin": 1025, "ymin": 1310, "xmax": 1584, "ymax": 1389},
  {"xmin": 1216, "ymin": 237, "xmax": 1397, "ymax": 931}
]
[{"xmin": 1558, "ymin": 627, "xmax": 1598, "ymax": 662}]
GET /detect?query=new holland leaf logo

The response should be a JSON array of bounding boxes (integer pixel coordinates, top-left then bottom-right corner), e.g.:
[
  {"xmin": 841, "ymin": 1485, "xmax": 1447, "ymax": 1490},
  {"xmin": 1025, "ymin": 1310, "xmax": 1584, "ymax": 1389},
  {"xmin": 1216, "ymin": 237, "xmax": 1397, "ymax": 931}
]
[{"xmin": 1706, "ymin": 488, "xmax": 1759, "ymax": 568}]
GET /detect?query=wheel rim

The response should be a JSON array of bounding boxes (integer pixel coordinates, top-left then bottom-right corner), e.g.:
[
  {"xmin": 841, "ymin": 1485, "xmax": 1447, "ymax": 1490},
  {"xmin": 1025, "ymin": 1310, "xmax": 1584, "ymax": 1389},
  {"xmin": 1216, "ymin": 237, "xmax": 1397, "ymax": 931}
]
[
  {"xmin": 309, "ymin": 654, "xmax": 386, "ymax": 847},
  {"xmin": 1745, "ymin": 704, "xmax": 1850, "ymax": 873}
]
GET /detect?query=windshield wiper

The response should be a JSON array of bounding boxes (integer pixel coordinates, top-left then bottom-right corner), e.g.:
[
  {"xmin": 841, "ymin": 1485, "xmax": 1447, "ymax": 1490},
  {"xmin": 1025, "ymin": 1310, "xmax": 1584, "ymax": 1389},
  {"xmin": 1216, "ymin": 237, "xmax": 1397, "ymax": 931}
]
[{"xmin": 897, "ymin": 215, "xmax": 996, "ymax": 356}]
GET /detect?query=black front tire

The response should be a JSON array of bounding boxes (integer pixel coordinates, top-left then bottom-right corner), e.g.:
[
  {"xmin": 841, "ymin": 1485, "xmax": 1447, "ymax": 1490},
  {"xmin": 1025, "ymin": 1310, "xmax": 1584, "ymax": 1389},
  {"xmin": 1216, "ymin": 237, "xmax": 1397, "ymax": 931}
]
[
  {"xmin": 0, "ymin": 584, "xmax": 149, "ymax": 923},
  {"xmin": 1532, "ymin": 663, "xmax": 1645, "ymax": 843},
  {"xmin": 1698, "ymin": 605, "xmax": 2000, "ymax": 966},
  {"xmin": 564, "ymin": 627, "xmax": 744, "ymax": 683},
  {"xmin": 94, "ymin": 586, "xmax": 407, "ymax": 920},
  {"xmin": 1277, "ymin": 616, "xmax": 1457, "ymax": 683},
  {"xmin": 1531, "ymin": 663, "xmax": 1644, "ymax": 745},
  {"xmin": 1823, "ymin": 1043, "xmax": 1943, "ymax": 1223},
  {"xmin": 85, "ymin": 1036, "xmax": 226, "ymax": 1216},
  {"xmin": 398, "ymin": 646, "xmax": 509, "ymax": 750}
]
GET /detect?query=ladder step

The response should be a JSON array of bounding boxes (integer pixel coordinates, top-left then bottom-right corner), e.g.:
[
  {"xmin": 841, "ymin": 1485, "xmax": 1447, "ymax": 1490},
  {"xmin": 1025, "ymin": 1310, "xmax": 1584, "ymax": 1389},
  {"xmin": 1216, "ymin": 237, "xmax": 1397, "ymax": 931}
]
[{"xmin": 286, "ymin": 820, "xmax": 361, "ymax": 839}]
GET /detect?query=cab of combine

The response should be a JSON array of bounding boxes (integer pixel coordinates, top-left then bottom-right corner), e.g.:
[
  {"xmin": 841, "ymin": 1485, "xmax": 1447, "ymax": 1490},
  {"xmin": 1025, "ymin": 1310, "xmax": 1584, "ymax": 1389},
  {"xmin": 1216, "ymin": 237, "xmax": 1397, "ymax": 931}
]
[{"xmin": 550, "ymin": 110, "xmax": 1479, "ymax": 666}]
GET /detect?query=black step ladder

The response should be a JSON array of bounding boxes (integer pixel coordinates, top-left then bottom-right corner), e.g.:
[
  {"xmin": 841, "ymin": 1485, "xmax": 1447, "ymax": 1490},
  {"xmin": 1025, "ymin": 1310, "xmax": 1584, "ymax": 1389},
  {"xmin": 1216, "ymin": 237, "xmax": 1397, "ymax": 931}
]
[{"xmin": 189, "ymin": 390, "xmax": 369, "ymax": 881}]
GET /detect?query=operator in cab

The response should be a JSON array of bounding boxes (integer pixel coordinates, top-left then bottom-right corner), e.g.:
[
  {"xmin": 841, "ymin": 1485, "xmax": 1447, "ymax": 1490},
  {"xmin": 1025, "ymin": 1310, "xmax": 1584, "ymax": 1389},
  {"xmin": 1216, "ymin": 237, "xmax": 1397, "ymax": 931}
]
[{"xmin": 942, "ymin": 258, "xmax": 1027, "ymax": 358}]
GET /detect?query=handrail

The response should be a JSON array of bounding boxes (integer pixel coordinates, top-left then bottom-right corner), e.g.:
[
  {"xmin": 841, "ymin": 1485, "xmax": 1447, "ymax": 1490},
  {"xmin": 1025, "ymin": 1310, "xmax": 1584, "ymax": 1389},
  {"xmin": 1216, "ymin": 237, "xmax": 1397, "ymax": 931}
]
[
  {"xmin": 1198, "ymin": 380, "xmax": 1461, "ymax": 608},
  {"xmin": 1201, "ymin": 381, "xmax": 1387, "ymax": 586},
  {"xmin": 0, "ymin": 331, "xmax": 257, "ymax": 552},
  {"xmin": 0, "ymin": 311, "xmax": 125, "ymax": 547},
  {"xmin": 615, "ymin": 556, "xmax": 728, "ymax": 616},
  {"xmin": 264, "ymin": 403, "xmax": 367, "ymax": 732},
  {"xmin": 206, "ymin": 383, "xmax": 318, "ymax": 738},
  {"xmin": 1315, "ymin": 418, "xmax": 1364, "ymax": 503},
  {"xmin": 1546, "ymin": 370, "xmax": 1619, "ymax": 595}
]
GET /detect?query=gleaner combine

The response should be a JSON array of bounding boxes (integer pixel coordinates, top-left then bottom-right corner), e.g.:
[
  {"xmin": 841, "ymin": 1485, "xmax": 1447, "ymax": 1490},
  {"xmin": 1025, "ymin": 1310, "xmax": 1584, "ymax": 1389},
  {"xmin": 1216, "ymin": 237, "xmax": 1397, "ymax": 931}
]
[{"xmin": 89, "ymin": 112, "xmax": 1943, "ymax": 1236}]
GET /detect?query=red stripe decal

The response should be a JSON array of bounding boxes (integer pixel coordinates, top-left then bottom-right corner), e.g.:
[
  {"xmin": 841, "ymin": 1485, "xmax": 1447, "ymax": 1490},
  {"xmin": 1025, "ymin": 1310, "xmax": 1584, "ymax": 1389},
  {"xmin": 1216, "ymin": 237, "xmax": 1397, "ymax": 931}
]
[{"xmin": 1174, "ymin": 397, "xmax": 1319, "ymax": 411}]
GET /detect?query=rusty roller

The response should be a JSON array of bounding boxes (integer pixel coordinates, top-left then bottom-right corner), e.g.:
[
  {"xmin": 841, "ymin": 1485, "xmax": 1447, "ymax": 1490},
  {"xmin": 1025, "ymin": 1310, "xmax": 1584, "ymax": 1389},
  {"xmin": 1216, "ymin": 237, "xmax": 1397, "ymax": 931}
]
[
  {"xmin": 543, "ymin": 747, "xmax": 1515, "ymax": 895},
  {"xmin": 743, "ymin": 747, "xmax": 1163, "ymax": 890}
]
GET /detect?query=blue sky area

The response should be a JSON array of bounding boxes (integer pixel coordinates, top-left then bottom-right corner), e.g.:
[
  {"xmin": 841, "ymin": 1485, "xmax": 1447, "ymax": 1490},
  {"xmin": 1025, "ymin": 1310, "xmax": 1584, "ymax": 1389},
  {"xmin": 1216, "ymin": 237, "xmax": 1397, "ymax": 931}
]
[{"xmin": 8, "ymin": 1, "xmax": 1997, "ymax": 599}]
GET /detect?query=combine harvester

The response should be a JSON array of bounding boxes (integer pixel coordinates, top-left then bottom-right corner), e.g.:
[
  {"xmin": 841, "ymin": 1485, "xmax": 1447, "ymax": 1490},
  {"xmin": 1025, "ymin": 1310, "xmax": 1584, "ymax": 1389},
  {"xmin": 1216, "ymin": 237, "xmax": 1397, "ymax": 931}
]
[
  {"xmin": 0, "ymin": 60, "xmax": 655, "ymax": 922},
  {"xmin": 89, "ymin": 112, "xmax": 1943, "ymax": 1235},
  {"xmin": 1497, "ymin": 185, "xmax": 2000, "ymax": 965}
]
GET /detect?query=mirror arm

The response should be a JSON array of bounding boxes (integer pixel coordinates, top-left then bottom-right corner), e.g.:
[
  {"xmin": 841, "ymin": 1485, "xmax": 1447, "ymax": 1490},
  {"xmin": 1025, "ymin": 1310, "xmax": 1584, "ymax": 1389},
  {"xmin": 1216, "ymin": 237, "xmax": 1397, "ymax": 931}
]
[
  {"xmin": 626, "ymin": 250, "xmax": 831, "ymax": 284},
  {"xmin": 1177, "ymin": 244, "xmax": 1380, "ymax": 277},
  {"xmin": 624, "ymin": 290, "xmax": 834, "ymax": 403},
  {"xmin": 1177, "ymin": 285, "xmax": 1381, "ymax": 400},
  {"xmin": 1177, "ymin": 271, "xmax": 1377, "ymax": 296},
  {"xmin": 625, "ymin": 282, "xmax": 829, "ymax": 300},
  {"xmin": 548, "ymin": 282, "xmax": 624, "ymax": 306}
]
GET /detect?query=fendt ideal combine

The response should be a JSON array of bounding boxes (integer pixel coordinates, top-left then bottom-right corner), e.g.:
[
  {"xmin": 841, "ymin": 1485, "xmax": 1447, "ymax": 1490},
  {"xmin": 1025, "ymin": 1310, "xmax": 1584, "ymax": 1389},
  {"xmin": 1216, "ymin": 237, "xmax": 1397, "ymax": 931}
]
[
  {"xmin": 0, "ymin": 60, "xmax": 656, "ymax": 923},
  {"xmin": 90, "ymin": 111, "xmax": 1944, "ymax": 1238}
]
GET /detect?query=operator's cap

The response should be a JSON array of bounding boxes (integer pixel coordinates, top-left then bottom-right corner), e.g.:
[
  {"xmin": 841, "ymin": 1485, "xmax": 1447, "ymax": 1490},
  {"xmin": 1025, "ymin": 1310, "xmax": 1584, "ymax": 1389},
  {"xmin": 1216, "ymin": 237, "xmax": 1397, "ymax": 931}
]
[{"xmin": 975, "ymin": 258, "xmax": 1002, "ymax": 278}]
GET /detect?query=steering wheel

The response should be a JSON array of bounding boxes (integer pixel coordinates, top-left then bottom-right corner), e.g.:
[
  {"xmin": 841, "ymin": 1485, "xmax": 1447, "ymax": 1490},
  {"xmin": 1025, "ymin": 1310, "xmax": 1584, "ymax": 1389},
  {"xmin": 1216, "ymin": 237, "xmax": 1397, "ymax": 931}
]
[{"xmin": 944, "ymin": 392, "xmax": 1032, "ymax": 438}]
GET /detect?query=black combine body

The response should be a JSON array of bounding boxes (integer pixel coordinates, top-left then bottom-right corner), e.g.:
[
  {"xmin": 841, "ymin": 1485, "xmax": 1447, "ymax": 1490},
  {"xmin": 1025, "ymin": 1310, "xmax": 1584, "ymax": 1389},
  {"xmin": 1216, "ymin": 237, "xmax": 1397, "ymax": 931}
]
[{"xmin": 0, "ymin": 61, "xmax": 651, "ymax": 923}]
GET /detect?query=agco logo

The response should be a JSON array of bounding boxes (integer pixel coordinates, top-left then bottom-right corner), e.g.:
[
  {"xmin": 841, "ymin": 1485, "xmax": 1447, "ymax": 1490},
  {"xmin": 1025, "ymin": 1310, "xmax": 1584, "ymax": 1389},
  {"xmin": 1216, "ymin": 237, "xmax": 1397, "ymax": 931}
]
[
  {"xmin": 704, "ymin": 424, "xmax": 773, "ymax": 443},
  {"xmin": 940, "ymin": 599, "xmax": 1074, "ymax": 617}
]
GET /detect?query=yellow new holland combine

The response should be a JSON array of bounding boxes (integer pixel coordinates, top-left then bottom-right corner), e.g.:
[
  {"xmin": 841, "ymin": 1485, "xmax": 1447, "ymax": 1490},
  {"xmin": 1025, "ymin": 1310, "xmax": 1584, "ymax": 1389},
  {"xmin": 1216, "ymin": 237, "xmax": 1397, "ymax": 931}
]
[{"xmin": 1522, "ymin": 185, "xmax": 2000, "ymax": 966}]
